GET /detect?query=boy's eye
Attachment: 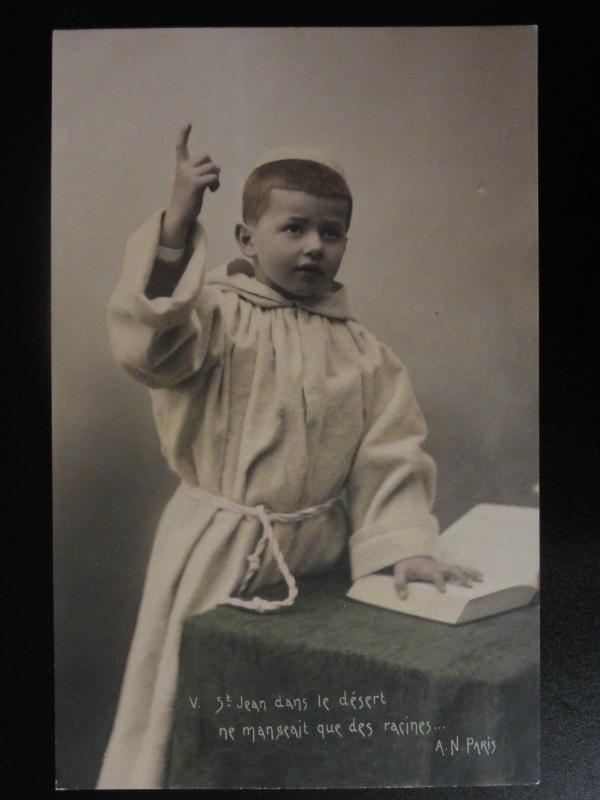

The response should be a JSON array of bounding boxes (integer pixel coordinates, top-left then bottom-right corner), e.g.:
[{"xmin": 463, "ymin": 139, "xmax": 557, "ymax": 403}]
[
  {"xmin": 284, "ymin": 224, "xmax": 302, "ymax": 234},
  {"xmin": 322, "ymin": 228, "xmax": 342, "ymax": 240}
]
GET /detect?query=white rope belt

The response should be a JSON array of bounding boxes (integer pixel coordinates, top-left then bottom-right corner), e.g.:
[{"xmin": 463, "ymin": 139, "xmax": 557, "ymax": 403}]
[{"xmin": 181, "ymin": 483, "xmax": 340, "ymax": 614}]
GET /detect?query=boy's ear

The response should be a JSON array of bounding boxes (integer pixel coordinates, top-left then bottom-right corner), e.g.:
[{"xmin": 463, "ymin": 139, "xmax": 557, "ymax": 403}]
[{"xmin": 235, "ymin": 223, "xmax": 256, "ymax": 258}]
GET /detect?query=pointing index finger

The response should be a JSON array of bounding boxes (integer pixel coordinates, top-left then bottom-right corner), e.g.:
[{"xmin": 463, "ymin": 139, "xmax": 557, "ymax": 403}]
[{"xmin": 176, "ymin": 123, "xmax": 192, "ymax": 160}]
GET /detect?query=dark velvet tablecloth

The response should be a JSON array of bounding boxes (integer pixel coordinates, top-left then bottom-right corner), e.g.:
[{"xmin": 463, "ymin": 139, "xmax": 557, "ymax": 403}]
[{"xmin": 166, "ymin": 569, "xmax": 539, "ymax": 788}]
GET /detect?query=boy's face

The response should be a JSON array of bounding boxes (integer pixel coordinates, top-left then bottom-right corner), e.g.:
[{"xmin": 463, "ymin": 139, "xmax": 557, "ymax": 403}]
[{"xmin": 237, "ymin": 189, "xmax": 349, "ymax": 298}]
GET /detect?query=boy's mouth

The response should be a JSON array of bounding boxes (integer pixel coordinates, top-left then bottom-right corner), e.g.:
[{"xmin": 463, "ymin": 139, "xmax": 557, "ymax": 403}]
[{"xmin": 296, "ymin": 264, "xmax": 324, "ymax": 276}]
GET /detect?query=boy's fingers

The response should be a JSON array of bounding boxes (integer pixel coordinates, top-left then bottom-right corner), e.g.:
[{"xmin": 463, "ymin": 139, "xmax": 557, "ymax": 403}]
[
  {"xmin": 450, "ymin": 566, "xmax": 482, "ymax": 584},
  {"xmin": 191, "ymin": 155, "xmax": 214, "ymax": 167},
  {"xmin": 176, "ymin": 124, "xmax": 192, "ymax": 160},
  {"xmin": 393, "ymin": 566, "xmax": 409, "ymax": 600},
  {"xmin": 432, "ymin": 571, "xmax": 447, "ymax": 593},
  {"xmin": 452, "ymin": 567, "xmax": 472, "ymax": 585},
  {"xmin": 193, "ymin": 174, "xmax": 220, "ymax": 190},
  {"xmin": 193, "ymin": 162, "xmax": 220, "ymax": 177}
]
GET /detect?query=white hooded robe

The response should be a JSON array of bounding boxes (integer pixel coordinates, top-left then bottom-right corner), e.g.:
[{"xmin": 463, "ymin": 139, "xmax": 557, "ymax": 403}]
[{"xmin": 97, "ymin": 207, "xmax": 439, "ymax": 788}]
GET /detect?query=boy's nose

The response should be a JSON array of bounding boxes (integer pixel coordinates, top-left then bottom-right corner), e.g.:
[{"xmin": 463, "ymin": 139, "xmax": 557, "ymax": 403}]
[{"xmin": 302, "ymin": 233, "xmax": 323, "ymax": 254}]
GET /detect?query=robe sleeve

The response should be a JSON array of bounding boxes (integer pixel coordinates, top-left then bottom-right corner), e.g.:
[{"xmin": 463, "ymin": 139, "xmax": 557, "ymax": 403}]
[
  {"xmin": 107, "ymin": 207, "xmax": 224, "ymax": 388},
  {"xmin": 346, "ymin": 335, "xmax": 440, "ymax": 580}
]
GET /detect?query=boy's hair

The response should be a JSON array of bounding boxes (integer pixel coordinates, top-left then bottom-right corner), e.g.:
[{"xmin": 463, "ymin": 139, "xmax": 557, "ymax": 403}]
[{"xmin": 242, "ymin": 159, "xmax": 353, "ymax": 229}]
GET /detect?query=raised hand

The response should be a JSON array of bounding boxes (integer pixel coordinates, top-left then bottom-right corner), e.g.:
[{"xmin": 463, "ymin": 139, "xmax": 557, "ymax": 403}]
[{"xmin": 161, "ymin": 124, "xmax": 221, "ymax": 248}]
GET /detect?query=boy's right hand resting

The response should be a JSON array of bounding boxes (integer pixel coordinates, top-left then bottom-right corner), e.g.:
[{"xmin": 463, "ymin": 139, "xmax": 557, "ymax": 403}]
[
  {"xmin": 393, "ymin": 556, "xmax": 483, "ymax": 601},
  {"xmin": 161, "ymin": 123, "xmax": 221, "ymax": 248}
]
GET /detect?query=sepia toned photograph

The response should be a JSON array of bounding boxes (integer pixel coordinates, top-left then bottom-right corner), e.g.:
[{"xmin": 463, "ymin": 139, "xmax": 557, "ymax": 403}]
[{"xmin": 52, "ymin": 26, "xmax": 539, "ymax": 789}]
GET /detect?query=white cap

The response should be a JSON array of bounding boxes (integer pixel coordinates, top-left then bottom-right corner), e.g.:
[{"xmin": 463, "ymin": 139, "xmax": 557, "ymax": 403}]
[{"xmin": 249, "ymin": 145, "xmax": 347, "ymax": 180}]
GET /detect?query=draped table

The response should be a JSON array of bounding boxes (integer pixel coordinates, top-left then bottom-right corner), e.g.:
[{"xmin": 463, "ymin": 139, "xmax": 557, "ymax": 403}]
[{"xmin": 166, "ymin": 568, "xmax": 539, "ymax": 788}]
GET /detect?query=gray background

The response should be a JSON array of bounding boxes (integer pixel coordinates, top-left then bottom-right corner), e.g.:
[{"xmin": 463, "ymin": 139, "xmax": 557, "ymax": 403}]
[{"xmin": 52, "ymin": 26, "xmax": 538, "ymax": 788}]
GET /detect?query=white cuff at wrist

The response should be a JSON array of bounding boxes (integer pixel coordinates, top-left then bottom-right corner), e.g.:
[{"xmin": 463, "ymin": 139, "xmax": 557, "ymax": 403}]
[{"xmin": 156, "ymin": 243, "xmax": 186, "ymax": 263}]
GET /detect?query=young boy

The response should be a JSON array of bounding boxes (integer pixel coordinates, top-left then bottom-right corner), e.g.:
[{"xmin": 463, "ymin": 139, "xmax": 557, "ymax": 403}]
[{"xmin": 98, "ymin": 125, "xmax": 481, "ymax": 789}]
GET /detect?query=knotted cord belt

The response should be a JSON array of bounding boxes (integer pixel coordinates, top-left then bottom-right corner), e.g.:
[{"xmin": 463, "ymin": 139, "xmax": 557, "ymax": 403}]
[{"xmin": 181, "ymin": 483, "xmax": 341, "ymax": 613}]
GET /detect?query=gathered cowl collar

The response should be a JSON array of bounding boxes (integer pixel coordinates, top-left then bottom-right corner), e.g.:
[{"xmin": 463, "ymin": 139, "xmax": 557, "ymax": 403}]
[{"xmin": 206, "ymin": 258, "xmax": 355, "ymax": 321}]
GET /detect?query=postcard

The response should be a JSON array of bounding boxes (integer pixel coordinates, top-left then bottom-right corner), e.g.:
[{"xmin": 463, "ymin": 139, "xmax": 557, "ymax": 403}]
[{"xmin": 52, "ymin": 25, "xmax": 539, "ymax": 789}]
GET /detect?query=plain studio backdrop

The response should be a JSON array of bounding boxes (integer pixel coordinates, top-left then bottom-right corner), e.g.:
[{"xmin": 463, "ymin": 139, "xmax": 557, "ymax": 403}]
[{"xmin": 52, "ymin": 26, "xmax": 538, "ymax": 788}]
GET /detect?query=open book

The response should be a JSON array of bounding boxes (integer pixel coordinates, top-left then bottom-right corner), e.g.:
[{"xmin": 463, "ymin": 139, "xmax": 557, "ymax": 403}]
[{"xmin": 346, "ymin": 504, "xmax": 539, "ymax": 625}]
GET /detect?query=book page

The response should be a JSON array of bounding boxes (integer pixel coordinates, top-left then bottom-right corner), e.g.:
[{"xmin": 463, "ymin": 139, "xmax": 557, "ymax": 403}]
[
  {"xmin": 438, "ymin": 504, "xmax": 539, "ymax": 592},
  {"xmin": 347, "ymin": 573, "xmax": 469, "ymax": 623}
]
